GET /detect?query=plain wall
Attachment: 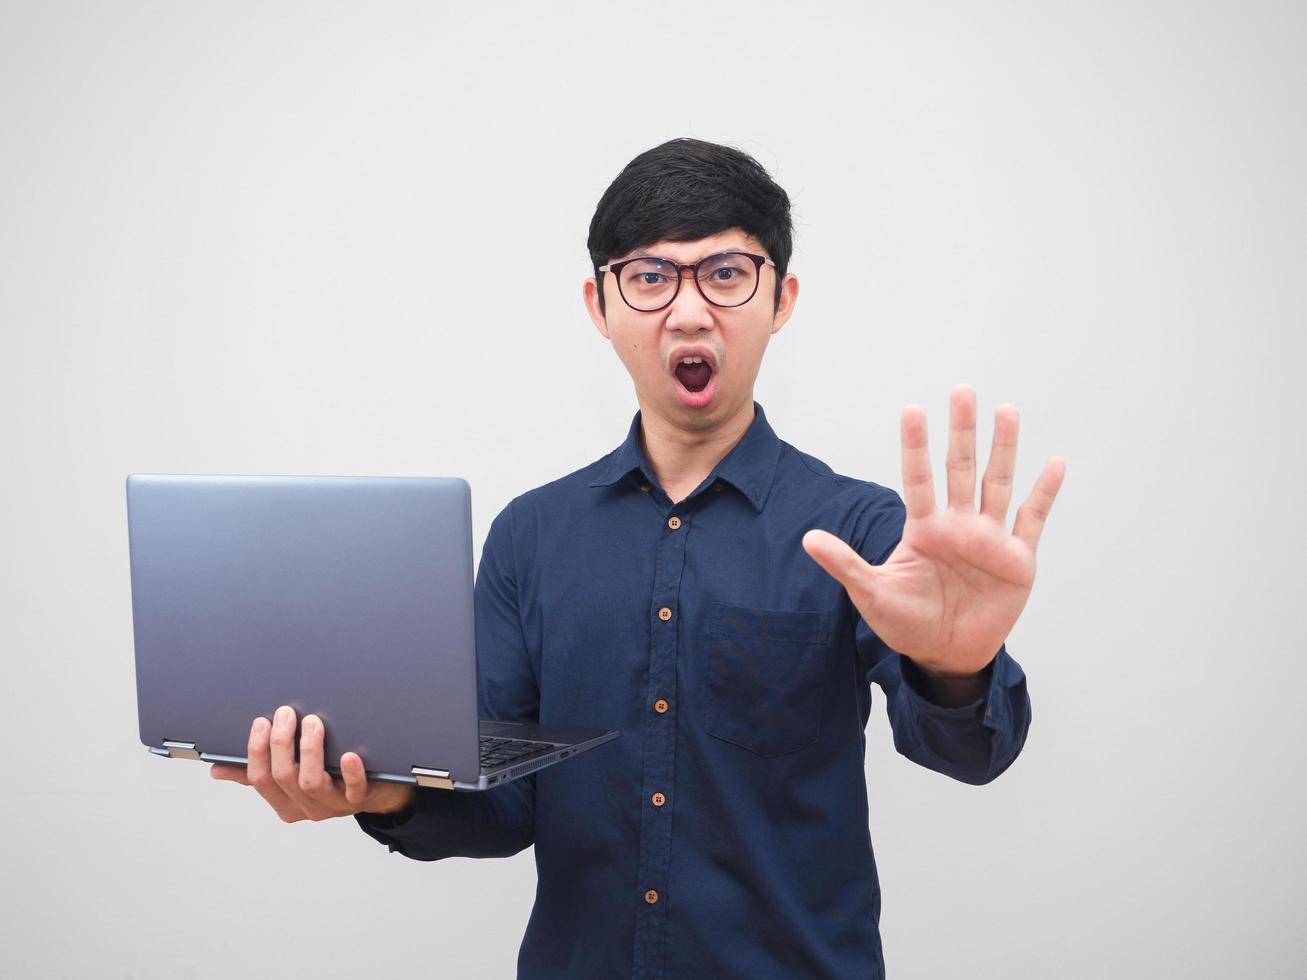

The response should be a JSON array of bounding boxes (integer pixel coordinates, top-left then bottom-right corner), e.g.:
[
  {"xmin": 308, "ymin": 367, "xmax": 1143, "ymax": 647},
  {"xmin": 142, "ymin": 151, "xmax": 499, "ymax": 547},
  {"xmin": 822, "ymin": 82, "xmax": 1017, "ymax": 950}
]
[{"xmin": 2, "ymin": 1, "xmax": 1303, "ymax": 977}]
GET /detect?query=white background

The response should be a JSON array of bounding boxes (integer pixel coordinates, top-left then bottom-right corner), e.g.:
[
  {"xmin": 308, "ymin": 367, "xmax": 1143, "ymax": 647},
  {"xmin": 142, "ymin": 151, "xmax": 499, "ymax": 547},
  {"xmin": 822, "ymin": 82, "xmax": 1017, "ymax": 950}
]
[{"xmin": 2, "ymin": 1, "xmax": 1303, "ymax": 977}]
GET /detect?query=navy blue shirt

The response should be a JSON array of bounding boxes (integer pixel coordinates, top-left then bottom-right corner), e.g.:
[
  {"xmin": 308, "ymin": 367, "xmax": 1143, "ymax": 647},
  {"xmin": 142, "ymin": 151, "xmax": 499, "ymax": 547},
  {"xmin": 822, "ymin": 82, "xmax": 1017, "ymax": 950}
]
[{"xmin": 356, "ymin": 402, "xmax": 1032, "ymax": 979}]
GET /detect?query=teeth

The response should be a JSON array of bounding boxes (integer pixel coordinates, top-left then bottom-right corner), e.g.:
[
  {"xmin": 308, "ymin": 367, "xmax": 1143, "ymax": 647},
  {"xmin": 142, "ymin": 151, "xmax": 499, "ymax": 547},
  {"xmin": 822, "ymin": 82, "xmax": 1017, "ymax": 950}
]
[{"xmin": 679, "ymin": 356, "xmax": 705, "ymax": 365}]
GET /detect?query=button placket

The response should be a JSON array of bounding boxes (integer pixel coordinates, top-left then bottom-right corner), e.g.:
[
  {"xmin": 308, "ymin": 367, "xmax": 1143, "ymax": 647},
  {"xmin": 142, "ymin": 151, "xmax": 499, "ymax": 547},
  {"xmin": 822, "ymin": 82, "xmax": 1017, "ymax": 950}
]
[{"xmin": 633, "ymin": 504, "xmax": 690, "ymax": 976}]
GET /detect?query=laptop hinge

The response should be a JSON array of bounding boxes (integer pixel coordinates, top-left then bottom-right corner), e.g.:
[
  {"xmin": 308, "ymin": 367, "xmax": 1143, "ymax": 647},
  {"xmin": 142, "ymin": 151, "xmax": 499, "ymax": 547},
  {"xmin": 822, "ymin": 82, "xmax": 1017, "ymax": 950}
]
[
  {"xmin": 411, "ymin": 766, "xmax": 454, "ymax": 790},
  {"xmin": 162, "ymin": 739, "xmax": 201, "ymax": 760}
]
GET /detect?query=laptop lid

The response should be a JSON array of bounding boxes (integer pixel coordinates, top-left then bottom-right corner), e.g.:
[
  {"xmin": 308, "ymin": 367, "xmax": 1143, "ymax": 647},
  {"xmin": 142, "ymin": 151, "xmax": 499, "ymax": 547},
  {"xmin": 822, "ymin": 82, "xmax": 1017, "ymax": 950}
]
[{"xmin": 126, "ymin": 474, "xmax": 482, "ymax": 785}]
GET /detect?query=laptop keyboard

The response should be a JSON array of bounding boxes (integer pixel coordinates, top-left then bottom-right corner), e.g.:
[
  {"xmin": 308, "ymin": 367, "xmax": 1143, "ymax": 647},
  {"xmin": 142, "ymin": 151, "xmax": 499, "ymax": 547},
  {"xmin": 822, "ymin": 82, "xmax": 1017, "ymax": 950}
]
[{"xmin": 479, "ymin": 735, "xmax": 555, "ymax": 770}]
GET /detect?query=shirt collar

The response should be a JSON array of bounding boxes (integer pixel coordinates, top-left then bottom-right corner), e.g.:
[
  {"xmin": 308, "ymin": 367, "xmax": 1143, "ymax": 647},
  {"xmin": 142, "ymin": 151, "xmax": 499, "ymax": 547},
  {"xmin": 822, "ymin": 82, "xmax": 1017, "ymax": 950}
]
[{"xmin": 587, "ymin": 401, "xmax": 782, "ymax": 512}]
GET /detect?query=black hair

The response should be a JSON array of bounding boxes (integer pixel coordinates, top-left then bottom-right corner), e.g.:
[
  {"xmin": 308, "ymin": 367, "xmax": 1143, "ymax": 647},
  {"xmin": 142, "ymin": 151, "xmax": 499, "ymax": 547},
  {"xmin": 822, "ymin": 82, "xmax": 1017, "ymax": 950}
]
[{"xmin": 587, "ymin": 138, "xmax": 793, "ymax": 316}]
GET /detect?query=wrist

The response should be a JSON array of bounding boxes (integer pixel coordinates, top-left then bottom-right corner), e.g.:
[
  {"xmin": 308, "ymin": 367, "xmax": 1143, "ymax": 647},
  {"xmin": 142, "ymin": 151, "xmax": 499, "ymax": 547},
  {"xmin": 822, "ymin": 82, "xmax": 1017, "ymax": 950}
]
[
  {"xmin": 910, "ymin": 659, "xmax": 992, "ymax": 708},
  {"xmin": 366, "ymin": 789, "xmax": 418, "ymax": 820}
]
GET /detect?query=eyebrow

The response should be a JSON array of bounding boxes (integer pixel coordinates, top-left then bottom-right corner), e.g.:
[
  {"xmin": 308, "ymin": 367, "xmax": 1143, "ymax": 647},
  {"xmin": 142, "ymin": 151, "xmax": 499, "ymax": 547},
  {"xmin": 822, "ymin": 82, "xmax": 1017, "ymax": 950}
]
[{"xmin": 620, "ymin": 246, "xmax": 744, "ymax": 263}]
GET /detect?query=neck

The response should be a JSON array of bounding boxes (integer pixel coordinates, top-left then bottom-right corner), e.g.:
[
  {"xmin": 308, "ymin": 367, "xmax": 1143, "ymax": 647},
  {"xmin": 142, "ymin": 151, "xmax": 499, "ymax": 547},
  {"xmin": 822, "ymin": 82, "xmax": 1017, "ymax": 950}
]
[{"xmin": 638, "ymin": 399, "xmax": 756, "ymax": 503}]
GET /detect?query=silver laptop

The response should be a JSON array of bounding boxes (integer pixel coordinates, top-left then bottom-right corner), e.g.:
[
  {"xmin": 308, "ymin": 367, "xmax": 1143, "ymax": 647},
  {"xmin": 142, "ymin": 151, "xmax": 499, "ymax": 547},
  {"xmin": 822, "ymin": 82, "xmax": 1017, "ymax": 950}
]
[{"xmin": 126, "ymin": 473, "xmax": 617, "ymax": 791}]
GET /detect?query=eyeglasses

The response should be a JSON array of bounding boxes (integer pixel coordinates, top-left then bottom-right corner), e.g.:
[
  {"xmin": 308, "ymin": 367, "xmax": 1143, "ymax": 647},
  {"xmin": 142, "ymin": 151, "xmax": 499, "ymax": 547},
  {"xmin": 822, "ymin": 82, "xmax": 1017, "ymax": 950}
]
[{"xmin": 598, "ymin": 250, "xmax": 777, "ymax": 313}]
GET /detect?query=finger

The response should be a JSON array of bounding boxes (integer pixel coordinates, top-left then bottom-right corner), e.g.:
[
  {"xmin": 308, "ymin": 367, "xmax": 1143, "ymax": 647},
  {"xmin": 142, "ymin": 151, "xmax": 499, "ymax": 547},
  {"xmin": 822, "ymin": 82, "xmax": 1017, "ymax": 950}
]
[
  {"xmin": 1013, "ymin": 456, "xmax": 1066, "ymax": 551},
  {"xmin": 298, "ymin": 714, "xmax": 346, "ymax": 810},
  {"xmin": 210, "ymin": 762, "xmax": 250, "ymax": 785},
  {"xmin": 246, "ymin": 715, "xmax": 300, "ymax": 820},
  {"xmin": 340, "ymin": 752, "xmax": 369, "ymax": 808},
  {"xmin": 802, "ymin": 529, "xmax": 877, "ymax": 605},
  {"xmin": 980, "ymin": 403, "xmax": 1019, "ymax": 524},
  {"xmin": 269, "ymin": 705, "xmax": 316, "ymax": 813},
  {"xmin": 946, "ymin": 383, "xmax": 978, "ymax": 510},
  {"xmin": 900, "ymin": 404, "xmax": 936, "ymax": 520}
]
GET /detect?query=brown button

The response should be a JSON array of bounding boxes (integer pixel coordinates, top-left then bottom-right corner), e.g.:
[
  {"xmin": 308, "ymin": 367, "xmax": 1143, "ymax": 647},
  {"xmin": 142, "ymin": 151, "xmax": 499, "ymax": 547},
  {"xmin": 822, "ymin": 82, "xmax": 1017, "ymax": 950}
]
[
  {"xmin": 644, "ymin": 889, "xmax": 659, "ymax": 904},
  {"xmin": 657, "ymin": 606, "xmax": 672, "ymax": 621},
  {"xmin": 713, "ymin": 482, "xmax": 724, "ymax": 492},
  {"xmin": 654, "ymin": 698, "xmax": 669, "ymax": 714},
  {"xmin": 651, "ymin": 792, "xmax": 666, "ymax": 807},
  {"xmin": 640, "ymin": 483, "xmax": 652, "ymax": 492},
  {"xmin": 667, "ymin": 516, "xmax": 681, "ymax": 530}
]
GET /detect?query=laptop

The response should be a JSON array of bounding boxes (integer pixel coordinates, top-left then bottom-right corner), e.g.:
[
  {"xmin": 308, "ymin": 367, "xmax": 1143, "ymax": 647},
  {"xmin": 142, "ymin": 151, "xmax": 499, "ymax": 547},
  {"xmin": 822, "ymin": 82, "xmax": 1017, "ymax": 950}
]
[{"xmin": 126, "ymin": 473, "xmax": 618, "ymax": 791}]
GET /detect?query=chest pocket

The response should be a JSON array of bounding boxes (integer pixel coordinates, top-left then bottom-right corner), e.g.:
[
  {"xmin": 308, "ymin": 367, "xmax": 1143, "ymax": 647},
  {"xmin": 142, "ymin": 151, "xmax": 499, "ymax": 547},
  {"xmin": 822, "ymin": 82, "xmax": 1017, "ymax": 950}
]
[{"xmin": 705, "ymin": 601, "xmax": 834, "ymax": 758}]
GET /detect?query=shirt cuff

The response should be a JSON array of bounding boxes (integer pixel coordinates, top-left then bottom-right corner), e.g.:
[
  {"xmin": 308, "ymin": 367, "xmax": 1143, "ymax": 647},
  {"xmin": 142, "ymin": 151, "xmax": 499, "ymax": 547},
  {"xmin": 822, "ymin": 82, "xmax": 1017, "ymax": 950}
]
[
  {"xmin": 896, "ymin": 644, "xmax": 1030, "ymax": 783},
  {"xmin": 355, "ymin": 799, "xmax": 419, "ymax": 834},
  {"xmin": 353, "ymin": 787, "xmax": 465, "ymax": 856},
  {"xmin": 353, "ymin": 779, "xmax": 536, "ymax": 860}
]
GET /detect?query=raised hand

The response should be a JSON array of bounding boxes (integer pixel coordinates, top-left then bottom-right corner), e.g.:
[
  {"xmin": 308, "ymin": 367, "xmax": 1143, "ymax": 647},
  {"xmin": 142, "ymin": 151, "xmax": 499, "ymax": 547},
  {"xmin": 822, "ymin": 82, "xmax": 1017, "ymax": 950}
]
[
  {"xmin": 803, "ymin": 384, "xmax": 1065, "ymax": 685},
  {"xmin": 210, "ymin": 705, "xmax": 416, "ymax": 823}
]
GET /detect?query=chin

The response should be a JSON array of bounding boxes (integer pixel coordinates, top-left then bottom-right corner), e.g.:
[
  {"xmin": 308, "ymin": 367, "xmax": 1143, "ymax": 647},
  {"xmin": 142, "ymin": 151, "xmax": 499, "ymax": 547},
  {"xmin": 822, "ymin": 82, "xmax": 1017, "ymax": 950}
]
[{"xmin": 673, "ymin": 394, "xmax": 734, "ymax": 429}]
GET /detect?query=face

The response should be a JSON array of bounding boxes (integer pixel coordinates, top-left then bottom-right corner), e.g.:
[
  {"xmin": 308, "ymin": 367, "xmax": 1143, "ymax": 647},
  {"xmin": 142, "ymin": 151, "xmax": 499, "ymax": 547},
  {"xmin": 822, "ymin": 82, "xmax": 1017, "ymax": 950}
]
[{"xmin": 583, "ymin": 228, "xmax": 799, "ymax": 435}]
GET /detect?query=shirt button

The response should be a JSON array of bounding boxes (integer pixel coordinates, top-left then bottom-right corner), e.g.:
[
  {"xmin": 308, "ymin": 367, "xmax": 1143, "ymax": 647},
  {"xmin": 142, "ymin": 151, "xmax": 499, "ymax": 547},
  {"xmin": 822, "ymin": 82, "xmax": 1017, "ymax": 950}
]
[
  {"xmin": 640, "ymin": 483, "xmax": 652, "ymax": 492},
  {"xmin": 667, "ymin": 516, "xmax": 681, "ymax": 530},
  {"xmin": 644, "ymin": 889, "xmax": 659, "ymax": 904},
  {"xmin": 657, "ymin": 606, "xmax": 672, "ymax": 621},
  {"xmin": 651, "ymin": 792, "xmax": 666, "ymax": 807},
  {"xmin": 713, "ymin": 482, "xmax": 724, "ymax": 492},
  {"xmin": 654, "ymin": 698, "xmax": 669, "ymax": 714}
]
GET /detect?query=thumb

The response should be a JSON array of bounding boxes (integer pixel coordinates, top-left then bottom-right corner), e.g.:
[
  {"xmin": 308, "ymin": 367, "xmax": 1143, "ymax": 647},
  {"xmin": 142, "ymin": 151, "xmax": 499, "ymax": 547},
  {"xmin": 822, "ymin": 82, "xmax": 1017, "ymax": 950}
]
[{"xmin": 802, "ymin": 529, "xmax": 876, "ymax": 596}]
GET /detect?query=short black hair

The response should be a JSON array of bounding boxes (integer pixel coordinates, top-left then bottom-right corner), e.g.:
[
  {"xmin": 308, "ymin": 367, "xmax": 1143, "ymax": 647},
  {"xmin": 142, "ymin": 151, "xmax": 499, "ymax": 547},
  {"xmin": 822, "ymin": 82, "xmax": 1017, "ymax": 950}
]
[{"xmin": 587, "ymin": 138, "xmax": 794, "ymax": 316}]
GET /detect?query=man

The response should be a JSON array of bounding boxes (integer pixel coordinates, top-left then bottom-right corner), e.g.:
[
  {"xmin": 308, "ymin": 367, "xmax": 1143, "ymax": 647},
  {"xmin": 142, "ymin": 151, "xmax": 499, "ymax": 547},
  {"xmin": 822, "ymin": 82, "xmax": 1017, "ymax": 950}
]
[{"xmin": 212, "ymin": 137, "xmax": 1065, "ymax": 978}]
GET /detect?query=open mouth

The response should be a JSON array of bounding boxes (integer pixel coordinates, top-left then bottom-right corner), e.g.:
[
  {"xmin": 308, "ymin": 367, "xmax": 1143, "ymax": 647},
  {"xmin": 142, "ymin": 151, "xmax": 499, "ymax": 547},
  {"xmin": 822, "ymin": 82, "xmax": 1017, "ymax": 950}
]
[
  {"xmin": 669, "ymin": 352, "xmax": 718, "ymax": 408},
  {"xmin": 674, "ymin": 357, "xmax": 713, "ymax": 393}
]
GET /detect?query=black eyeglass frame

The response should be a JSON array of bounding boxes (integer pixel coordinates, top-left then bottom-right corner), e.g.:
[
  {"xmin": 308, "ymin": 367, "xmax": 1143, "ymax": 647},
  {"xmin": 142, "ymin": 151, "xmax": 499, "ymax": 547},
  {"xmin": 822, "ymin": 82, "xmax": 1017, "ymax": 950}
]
[{"xmin": 598, "ymin": 250, "xmax": 777, "ymax": 312}]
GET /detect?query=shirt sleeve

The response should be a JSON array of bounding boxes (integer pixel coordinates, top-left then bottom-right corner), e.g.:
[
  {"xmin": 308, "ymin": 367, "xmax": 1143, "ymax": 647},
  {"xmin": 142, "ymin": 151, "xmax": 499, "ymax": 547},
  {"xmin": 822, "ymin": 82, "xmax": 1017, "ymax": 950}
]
[
  {"xmin": 354, "ymin": 498, "xmax": 538, "ymax": 860},
  {"xmin": 854, "ymin": 487, "xmax": 1033, "ymax": 786}
]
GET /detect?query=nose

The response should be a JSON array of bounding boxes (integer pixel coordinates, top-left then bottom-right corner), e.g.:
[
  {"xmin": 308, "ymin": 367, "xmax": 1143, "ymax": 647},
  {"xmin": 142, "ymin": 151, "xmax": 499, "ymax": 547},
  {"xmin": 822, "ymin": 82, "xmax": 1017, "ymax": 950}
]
[{"xmin": 663, "ymin": 273, "xmax": 715, "ymax": 333}]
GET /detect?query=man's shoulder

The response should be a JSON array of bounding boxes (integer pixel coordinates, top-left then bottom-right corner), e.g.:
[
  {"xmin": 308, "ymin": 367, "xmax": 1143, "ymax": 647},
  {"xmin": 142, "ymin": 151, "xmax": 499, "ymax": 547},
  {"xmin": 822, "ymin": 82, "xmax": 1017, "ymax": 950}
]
[
  {"xmin": 776, "ymin": 438, "xmax": 903, "ymax": 512},
  {"xmin": 524, "ymin": 447, "xmax": 621, "ymax": 502},
  {"xmin": 489, "ymin": 446, "xmax": 623, "ymax": 529},
  {"xmin": 776, "ymin": 440, "xmax": 905, "ymax": 560}
]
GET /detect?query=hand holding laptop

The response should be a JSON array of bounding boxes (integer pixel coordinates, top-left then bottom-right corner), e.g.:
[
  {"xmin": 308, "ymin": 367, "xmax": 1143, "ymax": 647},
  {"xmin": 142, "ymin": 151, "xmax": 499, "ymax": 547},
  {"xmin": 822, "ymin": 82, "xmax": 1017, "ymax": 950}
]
[{"xmin": 210, "ymin": 705, "xmax": 416, "ymax": 823}]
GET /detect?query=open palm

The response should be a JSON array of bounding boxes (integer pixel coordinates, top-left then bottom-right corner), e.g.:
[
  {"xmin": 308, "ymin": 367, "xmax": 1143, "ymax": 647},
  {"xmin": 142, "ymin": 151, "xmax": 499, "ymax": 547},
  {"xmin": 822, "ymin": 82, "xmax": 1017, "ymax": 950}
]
[{"xmin": 803, "ymin": 384, "xmax": 1065, "ymax": 677}]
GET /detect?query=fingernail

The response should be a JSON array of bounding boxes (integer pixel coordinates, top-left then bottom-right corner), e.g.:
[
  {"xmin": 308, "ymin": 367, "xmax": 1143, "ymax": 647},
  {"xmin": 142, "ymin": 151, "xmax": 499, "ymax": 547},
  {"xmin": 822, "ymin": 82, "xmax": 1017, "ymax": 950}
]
[{"xmin": 276, "ymin": 705, "xmax": 291, "ymax": 724}]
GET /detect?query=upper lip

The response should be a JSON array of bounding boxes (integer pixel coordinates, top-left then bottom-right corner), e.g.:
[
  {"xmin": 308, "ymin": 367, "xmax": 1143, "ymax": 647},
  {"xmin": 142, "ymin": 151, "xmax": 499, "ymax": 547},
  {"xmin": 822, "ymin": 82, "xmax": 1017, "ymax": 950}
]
[{"xmin": 668, "ymin": 345, "xmax": 718, "ymax": 374}]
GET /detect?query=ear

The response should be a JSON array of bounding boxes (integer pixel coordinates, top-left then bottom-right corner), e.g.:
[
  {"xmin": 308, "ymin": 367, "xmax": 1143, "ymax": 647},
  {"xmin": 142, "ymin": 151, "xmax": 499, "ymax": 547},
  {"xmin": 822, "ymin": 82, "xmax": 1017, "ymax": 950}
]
[
  {"xmin": 583, "ymin": 277, "xmax": 611, "ymax": 340},
  {"xmin": 769, "ymin": 272, "xmax": 799, "ymax": 336}
]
